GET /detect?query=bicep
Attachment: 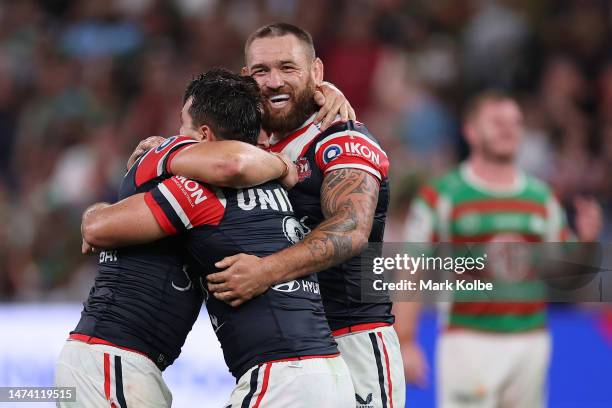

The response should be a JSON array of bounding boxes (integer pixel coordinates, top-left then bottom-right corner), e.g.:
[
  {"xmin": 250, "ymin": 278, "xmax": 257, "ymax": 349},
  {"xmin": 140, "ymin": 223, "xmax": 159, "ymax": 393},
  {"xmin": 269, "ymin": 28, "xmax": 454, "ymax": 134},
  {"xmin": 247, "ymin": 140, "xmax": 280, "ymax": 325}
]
[{"xmin": 320, "ymin": 168, "xmax": 379, "ymax": 227}]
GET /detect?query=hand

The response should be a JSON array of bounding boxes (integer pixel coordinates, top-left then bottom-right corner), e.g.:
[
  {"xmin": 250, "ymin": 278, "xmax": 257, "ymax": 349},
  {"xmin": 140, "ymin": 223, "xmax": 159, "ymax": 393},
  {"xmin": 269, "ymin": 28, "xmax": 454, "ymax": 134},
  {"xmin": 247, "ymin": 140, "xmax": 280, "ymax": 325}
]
[
  {"xmin": 126, "ymin": 136, "xmax": 166, "ymax": 170},
  {"xmin": 207, "ymin": 254, "xmax": 274, "ymax": 307},
  {"xmin": 574, "ymin": 196, "xmax": 602, "ymax": 242},
  {"xmin": 401, "ymin": 341, "xmax": 429, "ymax": 388},
  {"xmin": 314, "ymin": 81, "xmax": 356, "ymax": 131},
  {"xmin": 81, "ymin": 238, "xmax": 98, "ymax": 255},
  {"xmin": 277, "ymin": 153, "xmax": 298, "ymax": 190}
]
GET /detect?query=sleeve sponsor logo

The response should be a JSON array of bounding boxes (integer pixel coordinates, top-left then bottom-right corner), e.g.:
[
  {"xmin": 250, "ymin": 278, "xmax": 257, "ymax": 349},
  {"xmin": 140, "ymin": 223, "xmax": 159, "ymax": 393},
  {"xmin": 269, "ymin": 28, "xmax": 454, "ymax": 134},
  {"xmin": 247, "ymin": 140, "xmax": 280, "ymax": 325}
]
[
  {"xmin": 173, "ymin": 176, "xmax": 208, "ymax": 205},
  {"xmin": 322, "ymin": 144, "xmax": 343, "ymax": 164},
  {"xmin": 344, "ymin": 141, "xmax": 380, "ymax": 165},
  {"xmin": 322, "ymin": 139, "xmax": 382, "ymax": 166},
  {"xmin": 155, "ymin": 136, "xmax": 178, "ymax": 152}
]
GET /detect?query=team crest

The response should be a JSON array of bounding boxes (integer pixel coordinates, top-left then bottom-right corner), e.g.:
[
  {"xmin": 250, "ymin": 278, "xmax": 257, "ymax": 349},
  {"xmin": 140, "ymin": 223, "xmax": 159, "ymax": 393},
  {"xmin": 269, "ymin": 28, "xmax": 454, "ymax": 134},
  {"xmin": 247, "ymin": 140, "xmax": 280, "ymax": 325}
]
[{"xmin": 296, "ymin": 157, "xmax": 312, "ymax": 181}]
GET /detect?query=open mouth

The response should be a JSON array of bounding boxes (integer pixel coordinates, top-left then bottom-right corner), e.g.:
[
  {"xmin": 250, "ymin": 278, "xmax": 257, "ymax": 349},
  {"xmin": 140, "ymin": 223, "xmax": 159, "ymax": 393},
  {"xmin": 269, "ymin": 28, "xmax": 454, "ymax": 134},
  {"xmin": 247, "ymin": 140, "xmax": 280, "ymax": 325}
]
[{"xmin": 268, "ymin": 94, "xmax": 291, "ymax": 108}]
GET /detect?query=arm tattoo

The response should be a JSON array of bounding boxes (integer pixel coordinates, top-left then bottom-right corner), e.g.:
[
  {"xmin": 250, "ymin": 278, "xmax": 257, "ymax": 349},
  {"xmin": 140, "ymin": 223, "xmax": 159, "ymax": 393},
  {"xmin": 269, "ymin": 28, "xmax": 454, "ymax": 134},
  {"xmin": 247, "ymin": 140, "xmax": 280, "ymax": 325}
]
[{"xmin": 304, "ymin": 168, "xmax": 379, "ymax": 267}]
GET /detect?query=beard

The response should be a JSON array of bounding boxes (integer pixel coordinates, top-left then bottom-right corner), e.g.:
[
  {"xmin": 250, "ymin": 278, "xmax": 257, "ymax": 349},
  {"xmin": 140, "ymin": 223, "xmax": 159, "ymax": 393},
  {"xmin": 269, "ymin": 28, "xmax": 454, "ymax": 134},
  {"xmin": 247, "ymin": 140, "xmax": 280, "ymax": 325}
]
[{"xmin": 262, "ymin": 79, "xmax": 318, "ymax": 136}]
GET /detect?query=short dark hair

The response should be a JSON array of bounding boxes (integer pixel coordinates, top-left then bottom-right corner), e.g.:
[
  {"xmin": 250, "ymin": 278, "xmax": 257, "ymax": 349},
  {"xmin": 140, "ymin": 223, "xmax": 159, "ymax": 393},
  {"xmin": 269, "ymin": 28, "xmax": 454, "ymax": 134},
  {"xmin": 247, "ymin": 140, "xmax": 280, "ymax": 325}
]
[
  {"xmin": 464, "ymin": 90, "xmax": 516, "ymax": 122},
  {"xmin": 183, "ymin": 68, "xmax": 262, "ymax": 145},
  {"xmin": 244, "ymin": 22, "xmax": 316, "ymax": 62}
]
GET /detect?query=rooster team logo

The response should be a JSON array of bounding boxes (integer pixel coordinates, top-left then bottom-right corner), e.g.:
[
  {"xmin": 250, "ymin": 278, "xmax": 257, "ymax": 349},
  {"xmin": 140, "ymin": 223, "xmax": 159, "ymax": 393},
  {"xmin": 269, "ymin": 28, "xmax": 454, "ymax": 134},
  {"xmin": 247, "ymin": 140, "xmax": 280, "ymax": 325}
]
[{"xmin": 296, "ymin": 157, "xmax": 312, "ymax": 181}]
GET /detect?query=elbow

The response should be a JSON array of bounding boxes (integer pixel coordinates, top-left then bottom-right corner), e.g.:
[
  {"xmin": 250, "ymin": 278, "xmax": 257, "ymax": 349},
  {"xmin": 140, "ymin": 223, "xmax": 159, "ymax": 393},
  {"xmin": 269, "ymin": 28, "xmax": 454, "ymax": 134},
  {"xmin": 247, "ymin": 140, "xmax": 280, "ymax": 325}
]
[
  {"xmin": 353, "ymin": 229, "xmax": 370, "ymax": 254},
  {"xmin": 82, "ymin": 212, "xmax": 109, "ymax": 248}
]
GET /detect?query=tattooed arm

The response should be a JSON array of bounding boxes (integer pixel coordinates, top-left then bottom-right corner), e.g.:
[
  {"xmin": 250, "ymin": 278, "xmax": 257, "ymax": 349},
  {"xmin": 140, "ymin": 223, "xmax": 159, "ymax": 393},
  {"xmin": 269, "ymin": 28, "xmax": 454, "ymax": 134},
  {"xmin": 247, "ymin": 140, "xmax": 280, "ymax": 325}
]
[{"xmin": 206, "ymin": 168, "xmax": 379, "ymax": 306}]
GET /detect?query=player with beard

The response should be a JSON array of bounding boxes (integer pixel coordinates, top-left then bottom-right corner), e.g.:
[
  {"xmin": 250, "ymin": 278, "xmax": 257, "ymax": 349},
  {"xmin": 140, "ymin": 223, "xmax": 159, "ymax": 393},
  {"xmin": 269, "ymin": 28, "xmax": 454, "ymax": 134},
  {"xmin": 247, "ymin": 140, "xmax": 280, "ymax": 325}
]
[
  {"xmin": 74, "ymin": 69, "xmax": 356, "ymax": 408},
  {"xmin": 395, "ymin": 91, "xmax": 602, "ymax": 408},
  {"xmin": 204, "ymin": 23, "xmax": 406, "ymax": 408}
]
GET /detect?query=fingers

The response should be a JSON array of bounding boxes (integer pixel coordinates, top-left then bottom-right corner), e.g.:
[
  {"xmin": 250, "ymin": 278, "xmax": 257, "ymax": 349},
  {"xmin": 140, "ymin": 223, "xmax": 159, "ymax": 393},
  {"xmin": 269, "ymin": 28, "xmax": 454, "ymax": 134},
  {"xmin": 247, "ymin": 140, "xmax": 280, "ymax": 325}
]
[
  {"xmin": 320, "ymin": 98, "xmax": 343, "ymax": 131},
  {"xmin": 340, "ymin": 102, "xmax": 349, "ymax": 122},
  {"xmin": 207, "ymin": 271, "xmax": 229, "ymax": 284},
  {"xmin": 207, "ymin": 281, "xmax": 230, "ymax": 293},
  {"xmin": 313, "ymin": 90, "xmax": 328, "ymax": 123},
  {"xmin": 214, "ymin": 254, "xmax": 241, "ymax": 269},
  {"xmin": 212, "ymin": 291, "xmax": 246, "ymax": 307},
  {"xmin": 348, "ymin": 105, "xmax": 356, "ymax": 121},
  {"xmin": 81, "ymin": 239, "xmax": 91, "ymax": 255}
]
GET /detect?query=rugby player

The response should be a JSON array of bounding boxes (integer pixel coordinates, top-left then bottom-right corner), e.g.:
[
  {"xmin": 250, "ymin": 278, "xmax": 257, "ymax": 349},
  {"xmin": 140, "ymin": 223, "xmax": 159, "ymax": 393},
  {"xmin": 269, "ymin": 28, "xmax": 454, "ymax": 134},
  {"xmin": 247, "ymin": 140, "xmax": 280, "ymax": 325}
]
[
  {"xmin": 67, "ymin": 69, "xmax": 356, "ymax": 408},
  {"xmin": 396, "ymin": 91, "xmax": 602, "ymax": 408},
  {"xmin": 203, "ymin": 23, "xmax": 405, "ymax": 408}
]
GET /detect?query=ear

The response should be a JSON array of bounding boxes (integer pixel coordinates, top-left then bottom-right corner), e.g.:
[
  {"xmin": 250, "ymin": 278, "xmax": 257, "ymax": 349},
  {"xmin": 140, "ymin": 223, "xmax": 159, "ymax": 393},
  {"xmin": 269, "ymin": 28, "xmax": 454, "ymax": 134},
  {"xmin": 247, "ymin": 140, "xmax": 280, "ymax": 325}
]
[
  {"xmin": 312, "ymin": 57, "xmax": 324, "ymax": 86},
  {"xmin": 241, "ymin": 66, "xmax": 249, "ymax": 76},
  {"xmin": 199, "ymin": 125, "xmax": 218, "ymax": 142}
]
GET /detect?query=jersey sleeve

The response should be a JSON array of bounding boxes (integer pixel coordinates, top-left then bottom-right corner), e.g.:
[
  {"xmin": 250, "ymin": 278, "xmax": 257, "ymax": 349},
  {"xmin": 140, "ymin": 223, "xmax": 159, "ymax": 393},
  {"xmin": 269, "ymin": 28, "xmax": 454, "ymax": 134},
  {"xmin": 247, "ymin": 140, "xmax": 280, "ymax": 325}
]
[
  {"xmin": 134, "ymin": 136, "xmax": 198, "ymax": 187},
  {"xmin": 144, "ymin": 176, "xmax": 226, "ymax": 235},
  {"xmin": 403, "ymin": 184, "xmax": 439, "ymax": 243},
  {"xmin": 313, "ymin": 123, "xmax": 389, "ymax": 182}
]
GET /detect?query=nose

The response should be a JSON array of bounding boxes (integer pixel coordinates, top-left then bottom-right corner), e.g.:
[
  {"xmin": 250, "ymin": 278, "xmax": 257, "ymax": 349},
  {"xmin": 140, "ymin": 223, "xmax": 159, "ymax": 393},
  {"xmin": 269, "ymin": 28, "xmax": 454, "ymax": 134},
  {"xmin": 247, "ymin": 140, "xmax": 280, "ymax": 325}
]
[{"xmin": 265, "ymin": 68, "xmax": 284, "ymax": 90}]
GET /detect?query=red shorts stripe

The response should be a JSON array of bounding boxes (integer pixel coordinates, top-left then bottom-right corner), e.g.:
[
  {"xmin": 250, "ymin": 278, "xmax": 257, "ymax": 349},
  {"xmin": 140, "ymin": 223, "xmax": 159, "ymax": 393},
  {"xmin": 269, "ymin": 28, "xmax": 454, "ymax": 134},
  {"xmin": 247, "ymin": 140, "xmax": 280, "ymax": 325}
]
[
  {"xmin": 69, "ymin": 333, "xmax": 153, "ymax": 363},
  {"xmin": 103, "ymin": 353, "xmax": 111, "ymax": 401},
  {"xmin": 253, "ymin": 363, "xmax": 272, "ymax": 408},
  {"xmin": 332, "ymin": 322, "xmax": 391, "ymax": 337},
  {"xmin": 377, "ymin": 332, "xmax": 394, "ymax": 408}
]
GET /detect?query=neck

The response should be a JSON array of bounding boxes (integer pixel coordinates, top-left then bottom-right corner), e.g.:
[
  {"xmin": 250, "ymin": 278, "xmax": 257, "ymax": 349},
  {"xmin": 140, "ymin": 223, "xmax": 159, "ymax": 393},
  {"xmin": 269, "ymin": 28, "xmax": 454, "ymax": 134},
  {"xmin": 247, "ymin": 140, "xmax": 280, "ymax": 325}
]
[
  {"xmin": 467, "ymin": 155, "xmax": 518, "ymax": 188},
  {"xmin": 269, "ymin": 113, "xmax": 317, "ymax": 144}
]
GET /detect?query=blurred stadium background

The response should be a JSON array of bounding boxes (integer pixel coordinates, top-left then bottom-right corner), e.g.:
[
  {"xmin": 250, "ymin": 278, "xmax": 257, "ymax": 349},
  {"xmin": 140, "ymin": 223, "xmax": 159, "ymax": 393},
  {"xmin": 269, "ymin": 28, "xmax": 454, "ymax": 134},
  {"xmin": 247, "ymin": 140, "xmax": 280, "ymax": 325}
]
[{"xmin": 0, "ymin": 0, "xmax": 610, "ymax": 407}]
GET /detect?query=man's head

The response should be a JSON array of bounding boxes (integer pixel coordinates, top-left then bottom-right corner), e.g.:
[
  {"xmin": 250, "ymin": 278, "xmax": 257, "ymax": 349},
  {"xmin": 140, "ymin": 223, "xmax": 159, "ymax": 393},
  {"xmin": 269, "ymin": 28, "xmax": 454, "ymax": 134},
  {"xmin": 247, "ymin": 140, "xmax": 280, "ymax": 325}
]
[
  {"xmin": 463, "ymin": 91, "xmax": 524, "ymax": 164},
  {"xmin": 243, "ymin": 23, "xmax": 323, "ymax": 135},
  {"xmin": 181, "ymin": 68, "xmax": 263, "ymax": 144}
]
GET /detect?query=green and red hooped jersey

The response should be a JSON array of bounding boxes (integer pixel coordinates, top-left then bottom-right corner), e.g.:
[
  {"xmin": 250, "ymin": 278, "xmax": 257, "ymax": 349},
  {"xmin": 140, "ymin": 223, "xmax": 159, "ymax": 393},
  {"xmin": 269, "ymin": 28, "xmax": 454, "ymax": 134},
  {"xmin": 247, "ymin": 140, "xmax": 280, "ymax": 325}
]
[{"xmin": 404, "ymin": 163, "xmax": 571, "ymax": 333}]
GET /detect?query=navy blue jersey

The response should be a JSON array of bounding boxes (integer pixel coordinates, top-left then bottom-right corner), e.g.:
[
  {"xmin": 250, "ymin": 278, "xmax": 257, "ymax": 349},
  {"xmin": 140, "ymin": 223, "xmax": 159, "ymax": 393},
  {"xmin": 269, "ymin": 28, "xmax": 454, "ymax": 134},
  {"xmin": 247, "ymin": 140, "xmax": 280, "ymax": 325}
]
[
  {"xmin": 145, "ymin": 174, "xmax": 338, "ymax": 378},
  {"xmin": 73, "ymin": 136, "xmax": 203, "ymax": 370},
  {"xmin": 268, "ymin": 116, "xmax": 394, "ymax": 331}
]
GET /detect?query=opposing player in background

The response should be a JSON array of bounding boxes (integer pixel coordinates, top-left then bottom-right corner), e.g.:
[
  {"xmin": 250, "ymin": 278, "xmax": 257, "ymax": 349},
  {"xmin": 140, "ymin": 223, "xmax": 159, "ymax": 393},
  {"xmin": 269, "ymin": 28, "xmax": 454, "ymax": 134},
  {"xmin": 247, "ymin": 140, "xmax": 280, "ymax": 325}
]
[
  {"xmin": 396, "ymin": 91, "xmax": 602, "ymax": 408},
  {"xmin": 205, "ymin": 23, "xmax": 405, "ymax": 408},
  {"xmin": 55, "ymin": 71, "xmax": 301, "ymax": 407}
]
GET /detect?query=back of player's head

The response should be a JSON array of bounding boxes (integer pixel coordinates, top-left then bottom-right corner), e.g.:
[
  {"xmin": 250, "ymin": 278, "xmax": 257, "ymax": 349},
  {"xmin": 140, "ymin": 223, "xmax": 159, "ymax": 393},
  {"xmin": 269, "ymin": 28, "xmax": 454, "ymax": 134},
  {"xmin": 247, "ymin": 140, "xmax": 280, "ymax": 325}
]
[
  {"xmin": 245, "ymin": 22, "xmax": 316, "ymax": 62},
  {"xmin": 183, "ymin": 68, "xmax": 262, "ymax": 145},
  {"xmin": 463, "ymin": 89, "xmax": 517, "ymax": 123}
]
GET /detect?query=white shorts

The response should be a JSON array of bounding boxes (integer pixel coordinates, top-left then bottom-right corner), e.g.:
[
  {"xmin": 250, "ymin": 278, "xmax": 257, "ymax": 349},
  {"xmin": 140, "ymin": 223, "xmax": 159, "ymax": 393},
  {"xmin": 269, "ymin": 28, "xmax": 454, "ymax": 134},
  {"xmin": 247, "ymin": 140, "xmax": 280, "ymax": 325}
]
[
  {"xmin": 55, "ymin": 340, "xmax": 172, "ymax": 408},
  {"xmin": 437, "ymin": 330, "xmax": 551, "ymax": 408},
  {"xmin": 335, "ymin": 324, "xmax": 406, "ymax": 408},
  {"xmin": 225, "ymin": 355, "xmax": 355, "ymax": 408}
]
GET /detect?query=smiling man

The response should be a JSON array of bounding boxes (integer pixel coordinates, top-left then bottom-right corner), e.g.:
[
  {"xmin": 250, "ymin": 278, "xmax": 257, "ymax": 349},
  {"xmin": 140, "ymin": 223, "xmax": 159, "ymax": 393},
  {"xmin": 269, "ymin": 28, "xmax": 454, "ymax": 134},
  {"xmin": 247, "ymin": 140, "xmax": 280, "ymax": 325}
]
[{"xmin": 207, "ymin": 23, "xmax": 406, "ymax": 408}]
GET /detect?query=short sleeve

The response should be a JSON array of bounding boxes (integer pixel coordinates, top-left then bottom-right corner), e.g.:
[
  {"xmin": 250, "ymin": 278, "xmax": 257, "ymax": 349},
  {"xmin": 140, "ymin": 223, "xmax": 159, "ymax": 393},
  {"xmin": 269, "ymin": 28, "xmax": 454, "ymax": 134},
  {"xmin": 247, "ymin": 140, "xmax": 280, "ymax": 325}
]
[
  {"xmin": 144, "ymin": 176, "xmax": 226, "ymax": 235},
  {"xmin": 314, "ymin": 124, "xmax": 389, "ymax": 181},
  {"xmin": 134, "ymin": 136, "xmax": 198, "ymax": 187}
]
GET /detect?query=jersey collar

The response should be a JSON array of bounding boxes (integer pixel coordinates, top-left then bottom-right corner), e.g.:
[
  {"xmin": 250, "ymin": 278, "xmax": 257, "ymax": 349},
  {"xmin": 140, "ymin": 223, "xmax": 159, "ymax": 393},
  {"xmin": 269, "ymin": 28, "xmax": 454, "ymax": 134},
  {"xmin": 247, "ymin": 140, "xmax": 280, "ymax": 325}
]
[
  {"xmin": 460, "ymin": 162, "xmax": 526, "ymax": 196},
  {"xmin": 269, "ymin": 113, "xmax": 318, "ymax": 147}
]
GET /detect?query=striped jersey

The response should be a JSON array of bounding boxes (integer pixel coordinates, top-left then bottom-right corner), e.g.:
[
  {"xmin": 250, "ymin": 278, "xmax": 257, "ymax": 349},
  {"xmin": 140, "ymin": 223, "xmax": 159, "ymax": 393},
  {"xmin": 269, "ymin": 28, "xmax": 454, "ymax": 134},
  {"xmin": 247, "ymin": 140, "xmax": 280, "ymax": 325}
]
[
  {"xmin": 267, "ymin": 115, "xmax": 394, "ymax": 331},
  {"xmin": 404, "ymin": 163, "xmax": 570, "ymax": 332}
]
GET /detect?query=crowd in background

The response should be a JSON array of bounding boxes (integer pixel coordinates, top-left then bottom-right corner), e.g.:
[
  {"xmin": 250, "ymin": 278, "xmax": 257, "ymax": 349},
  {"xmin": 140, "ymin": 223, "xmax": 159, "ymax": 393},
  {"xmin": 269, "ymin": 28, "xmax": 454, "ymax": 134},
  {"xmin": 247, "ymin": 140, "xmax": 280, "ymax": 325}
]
[{"xmin": 0, "ymin": 0, "xmax": 610, "ymax": 300}]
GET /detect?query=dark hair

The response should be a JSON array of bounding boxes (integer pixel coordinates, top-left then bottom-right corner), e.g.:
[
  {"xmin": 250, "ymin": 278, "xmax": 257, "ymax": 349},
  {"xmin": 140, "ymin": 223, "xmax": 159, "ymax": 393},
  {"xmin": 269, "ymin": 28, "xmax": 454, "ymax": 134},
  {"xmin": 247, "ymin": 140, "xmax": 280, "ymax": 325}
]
[
  {"xmin": 464, "ymin": 89, "xmax": 516, "ymax": 122},
  {"xmin": 183, "ymin": 68, "xmax": 263, "ymax": 145},
  {"xmin": 244, "ymin": 22, "xmax": 316, "ymax": 62}
]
